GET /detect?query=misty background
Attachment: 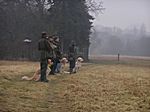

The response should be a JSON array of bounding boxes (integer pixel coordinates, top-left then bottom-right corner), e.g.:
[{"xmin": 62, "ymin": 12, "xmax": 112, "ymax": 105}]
[{"xmin": 90, "ymin": 0, "xmax": 150, "ymax": 56}]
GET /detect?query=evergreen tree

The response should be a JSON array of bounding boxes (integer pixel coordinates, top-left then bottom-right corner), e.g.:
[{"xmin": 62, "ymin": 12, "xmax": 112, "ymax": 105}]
[
  {"xmin": 48, "ymin": 0, "xmax": 94, "ymax": 60},
  {"xmin": 0, "ymin": 0, "xmax": 101, "ymax": 60}
]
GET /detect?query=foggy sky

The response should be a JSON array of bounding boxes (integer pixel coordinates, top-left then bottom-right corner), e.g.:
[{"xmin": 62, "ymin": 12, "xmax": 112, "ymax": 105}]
[{"xmin": 94, "ymin": 0, "xmax": 150, "ymax": 32}]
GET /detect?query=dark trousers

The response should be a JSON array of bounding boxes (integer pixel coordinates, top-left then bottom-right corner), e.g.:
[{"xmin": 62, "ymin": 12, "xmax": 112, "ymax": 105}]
[
  {"xmin": 54, "ymin": 57, "xmax": 60, "ymax": 73},
  {"xmin": 49, "ymin": 58, "xmax": 57, "ymax": 74},
  {"xmin": 40, "ymin": 59, "xmax": 48, "ymax": 81},
  {"xmin": 69, "ymin": 58, "xmax": 75, "ymax": 73}
]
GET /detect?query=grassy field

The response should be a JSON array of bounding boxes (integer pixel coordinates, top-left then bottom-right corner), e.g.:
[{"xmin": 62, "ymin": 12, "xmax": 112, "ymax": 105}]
[{"xmin": 0, "ymin": 58, "xmax": 150, "ymax": 112}]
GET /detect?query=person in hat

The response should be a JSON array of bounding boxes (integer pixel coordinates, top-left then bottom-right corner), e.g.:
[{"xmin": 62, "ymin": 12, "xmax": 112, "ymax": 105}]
[
  {"xmin": 68, "ymin": 40, "xmax": 77, "ymax": 74},
  {"xmin": 53, "ymin": 36, "xmax": 62, "ymax": 73},
  {"xmin": 38, "ymin": 32, "xmax": 52, "ymax": 82}
]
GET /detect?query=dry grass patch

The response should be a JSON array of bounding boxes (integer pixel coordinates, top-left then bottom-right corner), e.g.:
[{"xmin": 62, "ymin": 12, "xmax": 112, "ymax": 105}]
[
  {"xmin": 0, "ymin": 60, "xmax": 150, "ymax": 112},
  {"xmin": 62, "ymin": 62, "xmax": 150, "ymax": 112},
  {"xmin": 0, "ymin": 61, "xmax": 49, "ymax": 112}
]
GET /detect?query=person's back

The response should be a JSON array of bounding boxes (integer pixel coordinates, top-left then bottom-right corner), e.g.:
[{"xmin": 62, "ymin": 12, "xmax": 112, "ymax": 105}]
[
  {"xmin": 68, "ymin": 41, "xmax": 77, "ymax": 74},
  {"xmin": 69, "ymin": 45, "xmax": 76, "ymax": 56},
  {"xmin": 39, "ymin": 38, "xmax": 47, "ymax": 50},
  {"xmin": 38, "ymin": 37, "xmax": 51, "ymax": 60},
  {"xmin": 38, "ymin": 32, "xmax": 51, "ymax": 82}
]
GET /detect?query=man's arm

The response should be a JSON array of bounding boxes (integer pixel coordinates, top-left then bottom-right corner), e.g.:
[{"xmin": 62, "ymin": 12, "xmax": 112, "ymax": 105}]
[{"xmin": 45, "ymin": 40, "xmax": 52, "ymax": 51}]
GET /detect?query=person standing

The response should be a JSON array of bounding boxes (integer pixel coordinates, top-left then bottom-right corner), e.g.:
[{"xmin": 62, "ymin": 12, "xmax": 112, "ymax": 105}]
[
  {"xmin": 53, "ymin": 36, "xmax": 62, "ymax": 73},
  {"xmin": 55, "ymin": 50, "xmax": 62, "ymax": 73},
  {"xmin": 48, "ymin": 36, "xmax": 57, "ymax": 75},
  {"xmin": 68, "ymin": 41, "xmax": 77, "ymax": 74},
  {"xmin": 38, "ymin": 32, "xmax": 51, "ymax": 82},
  {"xmin": 49, "ymin": 36, "xmax": 61, "ymax": 75}
]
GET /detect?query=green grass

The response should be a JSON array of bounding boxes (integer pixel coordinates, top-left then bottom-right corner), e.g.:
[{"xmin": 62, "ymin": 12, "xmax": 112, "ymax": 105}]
[{"xmin": 0, "ymin": 59, "xmax": 150, "ymax": 112}]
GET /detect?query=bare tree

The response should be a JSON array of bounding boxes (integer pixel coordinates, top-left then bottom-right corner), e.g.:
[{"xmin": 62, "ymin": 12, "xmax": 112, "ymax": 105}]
[{"xmin": 86, "ymin": 0, "xmax": 105, "ymax": 14}]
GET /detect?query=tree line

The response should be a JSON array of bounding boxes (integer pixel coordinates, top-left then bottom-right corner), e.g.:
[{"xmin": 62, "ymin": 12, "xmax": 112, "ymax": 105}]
[
  {"xmin": 0, "ymin": 0, "xmax": 103, "ymax": 60},
  {"xmin": 90, "ymin": 25, "xmax": 150, "ymax": 56}
]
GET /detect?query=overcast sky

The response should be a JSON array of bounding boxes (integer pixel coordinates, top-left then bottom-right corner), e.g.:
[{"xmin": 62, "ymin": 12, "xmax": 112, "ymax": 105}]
[{"xmin": 93, "ymin": 0, "xmax": 150, "ymax": 32}]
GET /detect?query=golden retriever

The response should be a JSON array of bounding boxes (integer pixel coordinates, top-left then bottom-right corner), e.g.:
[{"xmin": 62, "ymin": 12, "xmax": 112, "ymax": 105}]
[{"xmin": 22, "ymin": 59, "xmax": 52, "ymax": 81}]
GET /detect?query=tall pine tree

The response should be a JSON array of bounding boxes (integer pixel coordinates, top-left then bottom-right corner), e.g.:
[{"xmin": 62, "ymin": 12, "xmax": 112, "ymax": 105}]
[{"xmin": 48, "ymin": 0, "xmax": 94, "ymax": 60}]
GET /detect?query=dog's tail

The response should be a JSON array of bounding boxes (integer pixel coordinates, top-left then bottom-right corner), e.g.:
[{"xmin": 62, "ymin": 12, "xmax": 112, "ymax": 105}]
[{"xmin": 21, "ymin": 76, "xmax": 32, "ymax": 81}]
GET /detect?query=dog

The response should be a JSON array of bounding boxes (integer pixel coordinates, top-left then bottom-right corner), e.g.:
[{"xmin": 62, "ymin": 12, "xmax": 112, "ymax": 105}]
[
  {"xmin": 73, "ymin": 57, "xmax": 84, "ymax": 73},
  {"xmin": 60, "ymin": 57, "xmax": 68, "ymax": 74},
  {"xmin": 22, "ymin": 59, "xmax": 52, "ymax": 81},
  {"xmin": 21, "ymin": 68, "xmax": 41, "ymax": 81}
]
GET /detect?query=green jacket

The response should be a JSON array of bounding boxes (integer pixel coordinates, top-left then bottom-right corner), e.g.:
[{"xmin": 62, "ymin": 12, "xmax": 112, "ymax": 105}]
[{"xmin": 38, "ymin": 38, "xmax": 52, "ymax": 60}]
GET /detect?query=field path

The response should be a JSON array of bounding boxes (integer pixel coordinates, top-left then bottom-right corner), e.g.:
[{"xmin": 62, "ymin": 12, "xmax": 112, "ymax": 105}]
[{"xmin": 47, "ymin": 75, "xmax": 71, "ymax": 112}]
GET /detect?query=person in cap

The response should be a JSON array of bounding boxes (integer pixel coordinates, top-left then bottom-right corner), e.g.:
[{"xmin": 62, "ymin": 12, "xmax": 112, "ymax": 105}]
[
  {"xmin": 53, "ymin": 36, "xmax": 62, "ymax": 73},
  {"xmin": 38, "ymin": 32, "xmax": 52, "ymax": 82},
  {"xmin": 68, "ymin": 40, "xmax": 77, "ymax": 74}
]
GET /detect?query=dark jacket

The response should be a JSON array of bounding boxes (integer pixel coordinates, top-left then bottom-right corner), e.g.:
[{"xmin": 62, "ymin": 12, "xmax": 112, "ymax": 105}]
[
  {"xmin": 68, "ymin": 44, "xmax": 77, "ymax": 59},
  {"xmin": 38, "ymin": 38, "xmax": 52, "ymax": 60}
]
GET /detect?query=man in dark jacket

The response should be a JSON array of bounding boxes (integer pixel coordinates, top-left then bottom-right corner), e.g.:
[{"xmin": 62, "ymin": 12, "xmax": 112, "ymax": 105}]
[
  {"xmin": 38, "ymin": 32, "xmax": 51, "ymax": 82},
  {"xmin": 68, "ymin": 41, "xmax": 77, "ymax": 74},
  {"xmin": 49, "ymin": 36, "xmax": 61, "ymax": 75}
]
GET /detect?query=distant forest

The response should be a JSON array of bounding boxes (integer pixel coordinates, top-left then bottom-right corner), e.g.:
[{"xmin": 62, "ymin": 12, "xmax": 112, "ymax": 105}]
[
  {"xmin": 90, "ymin": 25, "xmax": 150, "ymax": 56},
  {"xmin": 0, "ymin": 0, "xmax": 103, "ymax": 60}
]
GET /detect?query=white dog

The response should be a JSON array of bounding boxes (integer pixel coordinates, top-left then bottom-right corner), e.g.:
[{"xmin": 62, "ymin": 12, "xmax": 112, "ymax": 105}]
[
  {"xmin": 60, "ymin": 57, "xmax": 68, "ymax": 73},
  {"xmin": 73, "ymin": 57, "xmax": 84, "ymax": 73}
]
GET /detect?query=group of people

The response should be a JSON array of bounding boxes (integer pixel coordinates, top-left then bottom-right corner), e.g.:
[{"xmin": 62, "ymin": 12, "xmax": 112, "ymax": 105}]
[{"xmin": 22, "ymin": 32, "xmax": 83, "ymax": 83}]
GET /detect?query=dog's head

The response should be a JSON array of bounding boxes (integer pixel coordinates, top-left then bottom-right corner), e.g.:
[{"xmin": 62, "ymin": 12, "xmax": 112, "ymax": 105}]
[
  {"xmin": 77, "ymin": 57, "xmax": 84, "ymax": 62},
  {"xmin": 61, "ymin": 57, "xmax": 68, "ymax": 64}
]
